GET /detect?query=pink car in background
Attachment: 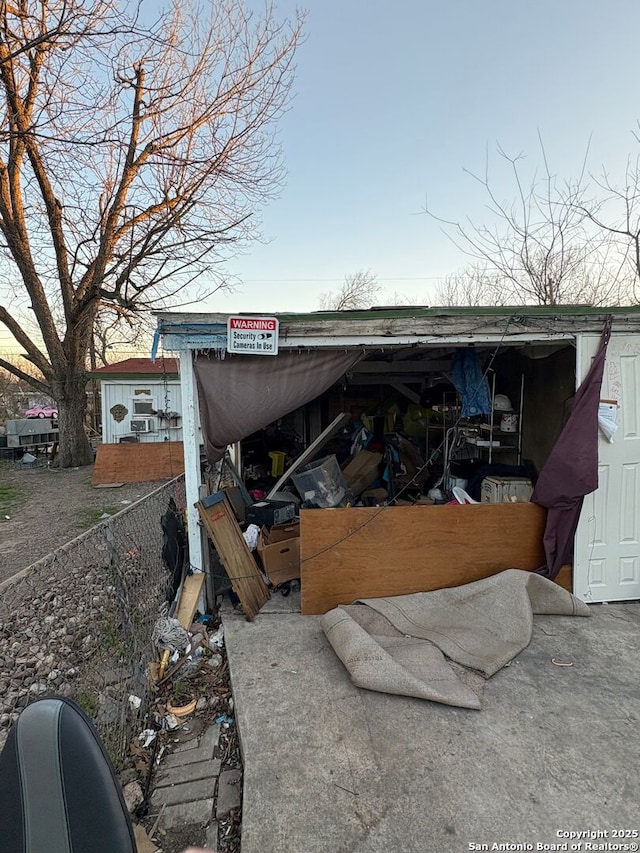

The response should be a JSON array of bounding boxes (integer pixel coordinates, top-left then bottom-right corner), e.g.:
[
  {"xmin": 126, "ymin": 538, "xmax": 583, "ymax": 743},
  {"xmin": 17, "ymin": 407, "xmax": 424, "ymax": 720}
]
[{"xmin": 25, "ymin": 405, "xmax": 58, "ymax": 419}]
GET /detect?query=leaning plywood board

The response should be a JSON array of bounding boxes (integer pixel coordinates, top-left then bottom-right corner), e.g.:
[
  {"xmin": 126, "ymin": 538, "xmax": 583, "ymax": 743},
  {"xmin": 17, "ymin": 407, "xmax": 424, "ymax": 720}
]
[
  {"xmin": 301, "ymin": 502, "xmax": 557, "ymax": 615},
  {"xmin": 197, "ymin": 493, "xmax": 269, "ymax": 620},
  {"xmin": 92, "ymin": 442, "xmax": 184, "ymax": 485},
  {"xmin": 175, "ymin": 573, "xmax": 206, "ymax": 629}
]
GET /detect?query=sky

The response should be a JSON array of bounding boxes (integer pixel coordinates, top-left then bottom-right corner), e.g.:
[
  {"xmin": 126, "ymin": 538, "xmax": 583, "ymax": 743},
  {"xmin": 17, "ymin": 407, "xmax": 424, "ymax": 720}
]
[
  {"xmin": 3, "ymin": 0, "xmax": 640, "ymax": 360},
  {"xmin": 204, "ymin": 0, "xmax": 640, "ymax": 314}
]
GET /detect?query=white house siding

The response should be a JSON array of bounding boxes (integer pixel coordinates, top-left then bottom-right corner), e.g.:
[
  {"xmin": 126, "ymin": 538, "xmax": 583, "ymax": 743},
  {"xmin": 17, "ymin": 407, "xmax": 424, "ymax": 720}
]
[{"xmin": 100, "ymin": 380, "xmax": 184, "ymax": 443}]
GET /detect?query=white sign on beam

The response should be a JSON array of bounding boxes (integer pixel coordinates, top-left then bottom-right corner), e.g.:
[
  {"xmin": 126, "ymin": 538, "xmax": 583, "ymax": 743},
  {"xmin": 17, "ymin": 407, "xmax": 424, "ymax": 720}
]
[{"xmin": 227, "ymin": 316, "xmax": 279, "ymax": 355}]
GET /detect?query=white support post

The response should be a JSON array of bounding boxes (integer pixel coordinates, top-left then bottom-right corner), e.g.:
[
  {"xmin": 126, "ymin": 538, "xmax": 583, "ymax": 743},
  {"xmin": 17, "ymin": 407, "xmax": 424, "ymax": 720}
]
[{"xmin": 178, "ymin": 348, "xmax": 204, "ymax": 573}]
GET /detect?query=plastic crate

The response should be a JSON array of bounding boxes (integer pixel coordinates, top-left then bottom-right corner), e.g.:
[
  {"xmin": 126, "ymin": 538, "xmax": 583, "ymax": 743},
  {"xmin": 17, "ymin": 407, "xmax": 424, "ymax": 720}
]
[{"xmin": 291, "ymin": 454, "xmax": 348, "ymax": 508}]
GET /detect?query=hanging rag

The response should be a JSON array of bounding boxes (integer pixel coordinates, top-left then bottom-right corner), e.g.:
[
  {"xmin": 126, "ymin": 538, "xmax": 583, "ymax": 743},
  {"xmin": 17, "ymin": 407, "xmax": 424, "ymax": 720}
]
[{"xmin": 450, "ymin": 348, "xmax": 492, "ymax": 418}]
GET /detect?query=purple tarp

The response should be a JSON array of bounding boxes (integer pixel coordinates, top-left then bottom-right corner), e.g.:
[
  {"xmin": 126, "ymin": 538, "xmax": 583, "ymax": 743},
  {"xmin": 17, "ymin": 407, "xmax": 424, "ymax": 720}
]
[{"xmin": 532, "ymin": 316, "xmax": 612, "ymax": 579}]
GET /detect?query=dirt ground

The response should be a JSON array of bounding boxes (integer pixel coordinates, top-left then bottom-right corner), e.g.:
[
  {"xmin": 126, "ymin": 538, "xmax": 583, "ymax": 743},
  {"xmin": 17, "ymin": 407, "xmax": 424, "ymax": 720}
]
[{"xmin": 0, "ymin": 460, "xmax": 159, "ymax": 584}]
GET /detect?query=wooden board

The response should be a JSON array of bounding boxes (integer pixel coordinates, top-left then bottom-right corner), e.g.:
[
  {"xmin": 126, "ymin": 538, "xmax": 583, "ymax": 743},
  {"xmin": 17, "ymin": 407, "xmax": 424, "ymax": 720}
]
[
  {"xmin": 175, "ymin": 572, "xmax": 206, "ymax": 629},
  {"xmin": 197, "ymin": 493, "xmax": 270, "ymax": 621},
  {"xmin": 300, "ymin": 502, "xmax": 565, "ymax": 614},
  {"xmin": 267, "ymin": 412, "xmax": 351, "ymax": 498},
  {"xmin": 92, "ymin": 442, "xmax": 184, "ymax": 485}
]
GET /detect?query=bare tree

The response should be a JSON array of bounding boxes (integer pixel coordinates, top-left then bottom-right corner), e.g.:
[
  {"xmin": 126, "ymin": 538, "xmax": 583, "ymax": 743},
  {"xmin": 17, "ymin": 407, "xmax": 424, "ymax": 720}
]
[
  {"xmin": 0, "ymin": 0, "xmax": 303, "ymax": 466},
  {"xmin": 579, "ymin": 152, "xmax": 640, "ymax": 304},
  {"xmin": 318, "ymin": 270, "xmax": 380, "ymax": 311},
  {"xmin": 0, "ymin": 368, "xmax": 30, "ymax": 420},
  {"xmin": 428, "ymin": 140, "xmax": 627, "ymax": 308},
  {"xmin": 435, "ymin": 265, "xmax": 511, "ymax": 307}
]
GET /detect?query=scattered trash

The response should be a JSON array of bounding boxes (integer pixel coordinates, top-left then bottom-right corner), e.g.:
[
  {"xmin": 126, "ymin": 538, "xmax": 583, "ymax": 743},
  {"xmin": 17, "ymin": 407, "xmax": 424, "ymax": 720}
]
[
  {"xmin": 152, "ymin": 616, "xmax": 190, "ymax": 653},
  {"xmin": 4, "ymin": 515, "xmax": 10, "ymax": 520},
  {"xmin": 164, "ymin": 713, "xmax": 179, "ymax": 730},
  {"xmin": 132, "ymin": 824, "xmax": 158, "ymax": 853},
  {"xmin": 166, "ymin": 697, "xmax": 197, "ymax": 718},
  {"xmin": 152, "ymin": 714, "xmax": 179, "ymax": 731},
  {"xmin": 228, "ymin": 697, "xmax": 234, "ymax": 712},
  {"xmin": 123, "ymin": 781, "xmax": 144, "ymax": 814},
  {"xmin": 128, "ymin": 694, "xmax": 142, "ymax": 710},
  {"xmin": 242, "ymin": 523, "xmax": 261, "ymax": 551},
  {"xmin": 137, "ymin": 729, "xmax": 156, "ymax": 748},
  {"xmin": 100, "ymin": 512, "xmax": 112, "ymax": 519},
  {"xmin": 206, "ymin": 653, "xmax": 223, "ymax": 670},
  {"xmin": 120, "ymin": 499, "xmax": 132, "ymax": 505},
  {"xmin": 551, "ymin": 658, "xmax": 574, "ymax": 667},
  {"xmin": 157, "ymin": 649, "xmax": 170, "ymax": 680},
  {"xmin": 209, "ymin": 625, "xmax": 224, "ymax": 649},
  {"xmin": 215, "ymin": 714, "xmax": 234, "ymax": 727}
]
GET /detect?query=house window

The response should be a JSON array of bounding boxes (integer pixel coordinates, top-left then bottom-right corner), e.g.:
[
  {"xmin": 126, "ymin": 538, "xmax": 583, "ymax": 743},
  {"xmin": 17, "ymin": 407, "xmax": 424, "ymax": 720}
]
[{"xmin": 132, "ymin": 396, "xmax": 155, "ymax": 415}]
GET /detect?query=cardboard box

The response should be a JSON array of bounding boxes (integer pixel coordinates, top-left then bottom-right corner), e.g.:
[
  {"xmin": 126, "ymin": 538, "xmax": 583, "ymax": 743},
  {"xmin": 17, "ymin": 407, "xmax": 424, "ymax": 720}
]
[
  {"xmin": 342, "ymin": 449, "xmax": 383, "ymax": 497},
  {"xmin": 246, "ymin": 499, "xmax": 296, "ymax": 528},
  {"xmin": 257, "ymin": 522, "xmax": 300, "ymax": 586},
  {"xmin": 481, "ymin": 476, "xmax": 533, "ymax": 504}
]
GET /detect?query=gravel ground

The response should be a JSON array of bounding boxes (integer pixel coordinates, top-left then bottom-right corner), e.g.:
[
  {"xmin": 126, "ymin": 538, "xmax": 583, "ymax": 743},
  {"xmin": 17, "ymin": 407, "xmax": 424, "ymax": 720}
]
[
  {"xmin": 0, "ymin": 460, "xmax": 159, "ymax": 584},
  {"xmin": 0, "ymin": 458, "xmax": 242, "ymax": 852}
]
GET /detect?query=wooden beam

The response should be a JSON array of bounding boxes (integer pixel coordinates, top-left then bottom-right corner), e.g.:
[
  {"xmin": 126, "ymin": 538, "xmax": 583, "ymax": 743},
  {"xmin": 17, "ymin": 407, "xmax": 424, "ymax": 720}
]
[
  {"xmin": 300, "ymin": 503, "xmax": 551, "ymax": 615},
  {"xmin": 346, "ymin": 373, "xmax": 426, "ymax": 386},
  {"xmin": 388, "ymin": 381, "xmax": 421, "ymax": 404},
  {"xmin": 179, "ymin": 350, "xmax": 204, "ymax": 574},
  {"xmin": 175, "ymin": 573, "xmax": 206, "ymax": 629},
  {"xmin": 267, "ymin": 412, "xmax": 351, "ymax": 499}
]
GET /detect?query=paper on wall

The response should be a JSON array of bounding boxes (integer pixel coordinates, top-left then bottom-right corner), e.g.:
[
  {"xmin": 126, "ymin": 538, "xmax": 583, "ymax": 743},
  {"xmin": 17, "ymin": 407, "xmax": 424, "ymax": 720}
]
[{"xmin": 598, "ymin": 402, "xmax": 618, "ymax": 443}]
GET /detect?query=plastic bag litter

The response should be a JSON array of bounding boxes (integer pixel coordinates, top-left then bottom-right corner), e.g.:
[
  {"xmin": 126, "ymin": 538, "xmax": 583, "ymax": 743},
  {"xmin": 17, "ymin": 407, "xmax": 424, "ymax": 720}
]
[
  {"xmin": 242, "ymin": 524, "xmax": 261, "ymax": 551},
  {"xmin": 209, "ymin": 625, "xmax": 224, "ymax": 650},
  {"xmin": 138, "ymin": 729, "xmax": 156, "ymax": 748}
]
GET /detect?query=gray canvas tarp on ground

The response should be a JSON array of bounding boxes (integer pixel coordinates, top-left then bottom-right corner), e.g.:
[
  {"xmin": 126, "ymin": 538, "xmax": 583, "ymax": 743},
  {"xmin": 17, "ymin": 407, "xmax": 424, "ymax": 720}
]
[{"xmin": 321, "ymin": 570, "xmax": 590, "ymax": 710}]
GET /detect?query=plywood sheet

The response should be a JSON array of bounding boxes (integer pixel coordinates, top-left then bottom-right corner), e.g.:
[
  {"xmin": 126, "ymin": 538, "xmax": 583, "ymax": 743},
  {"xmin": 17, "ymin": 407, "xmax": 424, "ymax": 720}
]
[
  {"xmin": 301, "ymin": 503, "xmax": 557, "ymax": 615},
  {"xmin": 92, "ymin": 442, "xmax": 184, "ymax": 485}
]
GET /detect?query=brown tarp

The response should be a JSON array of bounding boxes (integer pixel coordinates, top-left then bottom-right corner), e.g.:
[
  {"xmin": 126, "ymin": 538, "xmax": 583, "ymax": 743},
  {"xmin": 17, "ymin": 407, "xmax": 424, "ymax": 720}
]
[
  {"xmin": 532, "ymin": 316, "xmax": 612, "ymax": 579},
  {"xmin": 194, "ymin": 349, "xmax": 363, "ymax": 462}
]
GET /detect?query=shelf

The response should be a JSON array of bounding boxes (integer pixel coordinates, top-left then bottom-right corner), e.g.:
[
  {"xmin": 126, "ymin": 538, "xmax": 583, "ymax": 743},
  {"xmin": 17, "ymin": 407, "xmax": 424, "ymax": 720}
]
[{"xmin": 466, "ymin": 438, "xmax": 501, "ymax": 447}]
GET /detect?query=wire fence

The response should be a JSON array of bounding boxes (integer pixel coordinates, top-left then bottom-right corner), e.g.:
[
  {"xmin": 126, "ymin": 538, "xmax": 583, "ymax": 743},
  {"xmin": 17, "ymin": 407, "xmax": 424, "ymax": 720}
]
[{"xmin": 0, "ymin": 475, "xmax": 187, "ymax": 768}]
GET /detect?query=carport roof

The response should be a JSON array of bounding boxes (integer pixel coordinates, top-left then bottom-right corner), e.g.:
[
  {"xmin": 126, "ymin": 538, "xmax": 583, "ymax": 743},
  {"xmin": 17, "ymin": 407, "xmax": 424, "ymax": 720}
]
[{"xmin": 155, "ymin": 305, "xmax": 640, "ymax": 351}]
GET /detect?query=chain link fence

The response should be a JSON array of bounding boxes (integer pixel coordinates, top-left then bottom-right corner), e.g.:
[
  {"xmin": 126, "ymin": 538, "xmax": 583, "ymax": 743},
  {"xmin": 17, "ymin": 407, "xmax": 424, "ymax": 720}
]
[{"xmin": 0, "ymin": 475, "xmax": 187, "ymax": 767}]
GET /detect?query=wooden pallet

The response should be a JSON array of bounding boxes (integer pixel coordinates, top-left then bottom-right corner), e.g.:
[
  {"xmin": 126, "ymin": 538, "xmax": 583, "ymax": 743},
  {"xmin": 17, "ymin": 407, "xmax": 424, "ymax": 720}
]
[{"xmin": 197, "ymin": 492, "xmax": 269, "ymax": 621}]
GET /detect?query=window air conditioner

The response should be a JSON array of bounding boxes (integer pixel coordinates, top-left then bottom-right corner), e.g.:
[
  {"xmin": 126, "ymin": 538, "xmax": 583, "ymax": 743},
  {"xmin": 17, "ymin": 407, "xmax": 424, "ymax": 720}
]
[{"xmin": 130, "ymin": 417, "xmax": 155, "ymax": 433}]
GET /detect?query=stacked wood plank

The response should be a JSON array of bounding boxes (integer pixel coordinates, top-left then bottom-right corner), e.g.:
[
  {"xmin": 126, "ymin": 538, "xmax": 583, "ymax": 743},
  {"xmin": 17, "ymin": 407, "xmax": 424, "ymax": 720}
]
[{"xmin": 197, "ymin": 492, "xmax": 269, "ymax": 620}]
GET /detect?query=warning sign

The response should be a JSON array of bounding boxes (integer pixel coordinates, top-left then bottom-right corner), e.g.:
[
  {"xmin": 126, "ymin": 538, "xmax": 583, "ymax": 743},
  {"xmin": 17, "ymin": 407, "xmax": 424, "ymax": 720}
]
[{"xmin": 227, "ymin": 316, "xmax": 279, "ymax": 355}]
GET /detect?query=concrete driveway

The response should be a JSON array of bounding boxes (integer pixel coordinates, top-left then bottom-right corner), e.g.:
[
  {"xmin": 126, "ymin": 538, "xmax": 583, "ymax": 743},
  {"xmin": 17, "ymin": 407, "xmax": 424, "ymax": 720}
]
[{"xmin": 224, "ymin": 594, "xmax": 640, "ymax": 853}]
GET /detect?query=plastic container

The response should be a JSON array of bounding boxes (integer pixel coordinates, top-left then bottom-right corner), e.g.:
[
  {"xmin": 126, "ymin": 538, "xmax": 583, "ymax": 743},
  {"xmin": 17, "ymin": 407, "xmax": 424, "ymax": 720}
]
[
  {"xmin": 291, "ymin": 454, "xmax": 348, "ymax": 508},
  {"xmin": 268, "ymin": 450, "xmax": 286, "ymax": 477},
  {"xmin": 481, "ymin": 476, "xmax": 533, "ymax": 503}
]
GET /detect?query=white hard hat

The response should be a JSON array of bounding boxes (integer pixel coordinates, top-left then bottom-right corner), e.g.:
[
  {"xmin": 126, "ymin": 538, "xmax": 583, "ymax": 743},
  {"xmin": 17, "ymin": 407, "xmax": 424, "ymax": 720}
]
[{"xmin": 494, "ymin": 394, "xmax": 513, "ymax": 411}]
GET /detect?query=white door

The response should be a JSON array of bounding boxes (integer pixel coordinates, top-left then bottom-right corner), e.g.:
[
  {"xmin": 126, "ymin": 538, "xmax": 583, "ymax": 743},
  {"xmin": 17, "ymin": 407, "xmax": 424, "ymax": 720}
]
[{"xmin": 574, "ymin": 333, "xmax": 640, "ymax": 602}]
